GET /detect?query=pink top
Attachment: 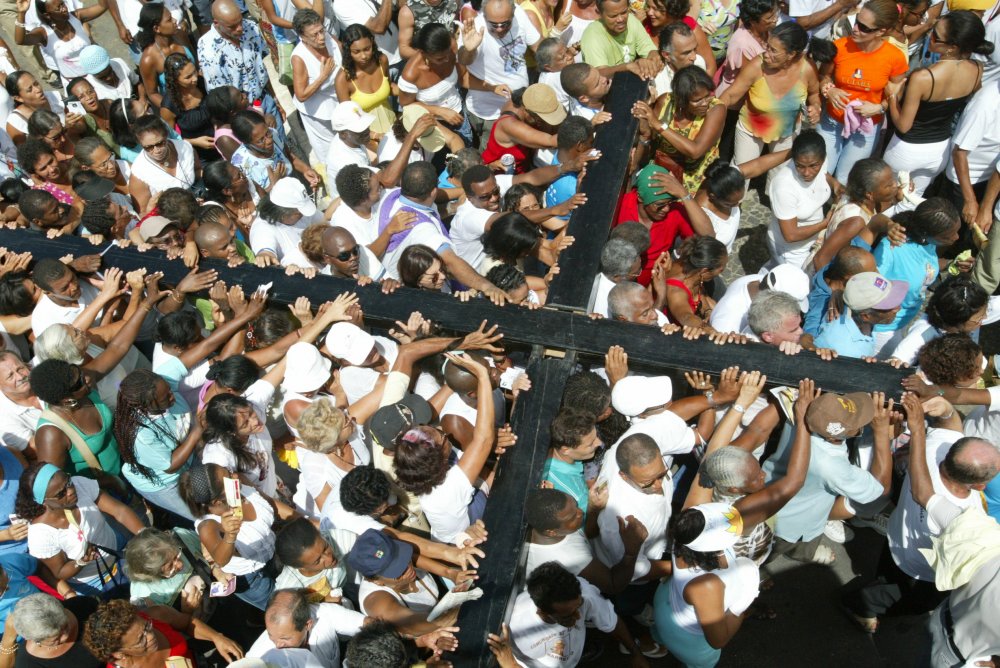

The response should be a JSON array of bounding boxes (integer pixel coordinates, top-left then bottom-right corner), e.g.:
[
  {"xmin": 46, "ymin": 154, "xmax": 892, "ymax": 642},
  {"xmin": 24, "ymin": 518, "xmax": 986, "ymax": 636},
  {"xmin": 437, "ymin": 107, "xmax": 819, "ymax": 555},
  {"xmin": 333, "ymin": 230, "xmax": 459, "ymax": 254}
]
[
  {"xmin": 715, "ymin": 27, "xmax": 765, "ymax": 95},
  {"xmin": 214, "ymin": 127, "xmax": 240, "ymax": 158},
  {"xmin": 34, "ymin": 182, "xmax": 74, "ymax": 205}
]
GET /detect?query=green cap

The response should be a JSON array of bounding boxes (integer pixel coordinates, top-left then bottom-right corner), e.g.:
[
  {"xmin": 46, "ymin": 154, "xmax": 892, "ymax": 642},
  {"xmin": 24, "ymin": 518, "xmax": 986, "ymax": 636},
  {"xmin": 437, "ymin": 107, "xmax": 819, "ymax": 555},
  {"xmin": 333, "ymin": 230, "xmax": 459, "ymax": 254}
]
[{"xmin": 636, "ymin": 163, "xmax": 676, "ymax": 206}]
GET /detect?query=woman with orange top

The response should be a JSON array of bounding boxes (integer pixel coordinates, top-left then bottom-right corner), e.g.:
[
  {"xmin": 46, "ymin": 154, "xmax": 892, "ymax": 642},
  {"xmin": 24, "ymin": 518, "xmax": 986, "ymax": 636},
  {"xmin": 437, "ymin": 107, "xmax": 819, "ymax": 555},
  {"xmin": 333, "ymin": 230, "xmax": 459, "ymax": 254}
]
[{"xmin": 815, "ymin": 0, "xmax": 908, "ymax": 184}]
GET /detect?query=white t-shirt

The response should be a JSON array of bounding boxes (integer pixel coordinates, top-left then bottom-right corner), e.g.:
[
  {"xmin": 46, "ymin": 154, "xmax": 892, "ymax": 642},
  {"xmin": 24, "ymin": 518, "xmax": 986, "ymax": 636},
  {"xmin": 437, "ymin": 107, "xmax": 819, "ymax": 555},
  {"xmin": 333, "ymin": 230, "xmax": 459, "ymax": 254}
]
[
  {"xmin": 249, "ymin": 210, "xmax": 326, "ymax": 261},
  {"xmin": 201, "ymin": 404, "xmax": 277, "ymax": 498},
  {"xmin": 539, "ymin": 70, "xmax": 571, "ymax": 110},
  {"xmin": 376, "ymin": 133, "xmax": 426, "ymax": 165},
  {"xmin": 359, "ymin": 569, "xmax": 439, "ymax": 614},
  {"xmin": 382, "ymin": 220, "xmax": 453, "ymax": 280},
  {"xmin": 450, "ymin": 201, "xmax": 498, "ymax": 270},
  {"xmin": 509, "ymin": 577, "xmax": 617, "ymax": 668},
  {"xmin": 589, "ymin": 273, "xmax": 615, "ymax": 317},
  {"xmin": 31, "ymin": 281, "xmax": 100, "ymax": 338},
  {"xmin": 705, "ymin": 203, "xmax": 740, "ymax": 253},
  {"xmin": 946, "ymin": 81, "xmax": 1000, "ymax": 185},
  {"xmin": 329, "ymin": 199, "xmax": 380, "ymax": 247},
  {"xmin": 280, "ymin": 243, "xmax": 384, "ymax": 281},
  {"xmin": 524, "ymin": 531, "xmax": 593, "ymax": 579},
  {"xmin": 709, "ymin": 273, "xmax": 758, "ymax": 334},
  {"xmin": 888, "ymin": 428, "xmax": 986, "ymax": 582},
  {"xmin": 86, "ymin": 58, "xmax": 137, "ymax": 100},
  {"xmin": 296, "ymin": 433, "xmax": 372, "ymax": 517},
  {"xmin": 767, "ymin": 159, "xmax": 831, "ymax": 268},
  {"xmin": 0, "ymin": 389, "xmax": 41, "ymax": 452},
  {"xmin": 326, "ymin": 137, "xmax": 372, "ymax": 199},
  {"xmin": 594, "ymin": 469, "xmax": 669, "ymax": 581},
  {"xmin": 978, "ymin": 8, "xmax": 1000, "ymax": 87},
  {"xmin": 27, "ymin": 477, "xmax": 116, "ymax": 583},
  {"xmin": 963, "ymin": 385, "xmax": 1000, "ymax": 452},
  {"xmin": 599, "ymin": 410, "xmax": 698, "ymax": 482},
  {"xmin": 196, "ymin": 488, "xmax": 275, "ymax": 575},
  {"xmin": 248, "ymin": 602, "xmax": 364, "ymax": 667},
  {"xmin": 788, "ymin": 0, "xmax": 838, "ymax": 38},
  {"xmin": 459, "ymin": 12, "xmax": 539, "ymax": 120},
  {"xmin": 653, "ymin": 55, "xmax": 708, "ymax": 98},
  {"xmin": 419, "ymin": 464, "xmax": 474, "ymax": 545},
  {"xmin": 333, "ymin": 0, "xmax": 400, "ymax": 64}
]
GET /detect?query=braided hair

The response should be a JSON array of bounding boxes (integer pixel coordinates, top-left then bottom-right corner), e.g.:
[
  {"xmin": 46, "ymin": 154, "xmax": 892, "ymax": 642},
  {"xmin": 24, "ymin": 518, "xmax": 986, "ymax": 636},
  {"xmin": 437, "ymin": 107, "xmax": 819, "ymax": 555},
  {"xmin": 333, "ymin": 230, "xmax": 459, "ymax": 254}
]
[
  {"xmin": 163, "ymin": 52, "xmax": 194, "ymax": 113},
  {"xmin": 202, "ymin": 394, "xmax": 260, "ymax": 474},
  {"xmin": 14, "ymin": 462, "xmax": 50, "ymax": 520},
  {"xmin": 113, "ymin": 369, "xmax": 177, "ymax": 483}
]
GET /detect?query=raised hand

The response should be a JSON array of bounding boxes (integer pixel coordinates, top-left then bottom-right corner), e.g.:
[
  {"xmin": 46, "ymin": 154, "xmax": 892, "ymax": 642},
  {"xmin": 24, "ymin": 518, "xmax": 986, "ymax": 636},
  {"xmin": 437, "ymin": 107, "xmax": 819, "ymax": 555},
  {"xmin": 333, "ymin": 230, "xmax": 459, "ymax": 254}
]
[
  {"xmin": 794, "ymin": 378, "xmax": 819, "ymax": 423},
  {"xmin": 459, "ymin": 320, "xmax": 504, "ymax": 352}
]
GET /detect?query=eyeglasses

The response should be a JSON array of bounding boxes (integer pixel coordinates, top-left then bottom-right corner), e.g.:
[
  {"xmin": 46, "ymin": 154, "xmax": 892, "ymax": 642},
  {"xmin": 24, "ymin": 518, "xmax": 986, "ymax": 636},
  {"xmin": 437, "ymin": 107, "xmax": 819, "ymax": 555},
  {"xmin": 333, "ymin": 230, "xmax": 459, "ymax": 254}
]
[
  {"xmin": 45, "ymin": 479, "xmax": 74, "ymax": 501},
  {"xmin": 487, "ymin": 19, "xmax": 512, "ymax": 30},
  {"xmin": 855, "ymin": 20, "xmax": 879, "ymax": 33},
  {"xmin": 930, "ymin": 29, "xmax": 949, "ymax": 44},
  {"xmin": 327, "ymin": 246, "xmax": 360, "ymax": 262},
  {"xmin": 625, "ymin": 468, "xmax": 669, "ymax": 490},
  {"xmin": 125, "ymin": 619, "xmax": 153, "ymax": 650},
  {"xmin": 93, "ymin": 153, "xmax": 116, "ymax": 170},
  {"xmin": 141, "ymin": 138, "xmax": 168, "ymax": 152}
]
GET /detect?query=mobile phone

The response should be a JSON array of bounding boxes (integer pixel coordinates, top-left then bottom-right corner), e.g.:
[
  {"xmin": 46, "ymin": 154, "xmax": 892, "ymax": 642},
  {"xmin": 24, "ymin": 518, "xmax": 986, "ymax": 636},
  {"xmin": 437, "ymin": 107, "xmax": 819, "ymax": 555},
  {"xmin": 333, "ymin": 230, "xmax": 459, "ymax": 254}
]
[
  {"xmin": 66, "ymin": 101, "xmax": 85, "ymax": 116},
  {"xmin": 223, "ymin": 477, "xmax": 243, "ymax": 519},
  {"xmin": 209, "ymin": 579, "xmax": 236, "ymax": 597},
  {"xmin": 7, "ymin": 514, "xmax": 25, "ymax": 526}
]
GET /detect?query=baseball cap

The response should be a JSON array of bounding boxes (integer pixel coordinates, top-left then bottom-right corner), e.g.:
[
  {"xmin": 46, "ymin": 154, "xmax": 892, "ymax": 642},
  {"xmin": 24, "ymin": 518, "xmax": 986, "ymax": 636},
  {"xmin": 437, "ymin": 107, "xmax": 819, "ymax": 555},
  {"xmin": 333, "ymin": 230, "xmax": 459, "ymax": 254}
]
[
  {"xmin": 683, "ymin": 503, "xmax": 744, "ymax": 552},
  {"xmin": 78, "ymin": 45, "xmax": 110, "ymax": 75},
  {"xmin": 367, "ymin": 394, "xmax": 433, "ymax": 451},
  {"xmin": 269, "ymin": 177, "xmax": 317, "ymax": 217},
  {"xmin": 635, "ymin": 163, "xmax": 675, "ymax": 205},
  {"xmin": 611, "ymin": 375, "xmax": 672, "ymax": 417},
  {"xmin": 347, "ymin": 529, "xmax": 413, "ymax": 579},
  {"xmin": 325, "ymin": 322, "xmax": 376, "ymax": 366},
  {"xmin": 75, "ymin": 176, "xmax": 116, "ymax": 202},
  {"xmin": 843, "ymin": 272, "xmax": 909, "ymax": 312},
  {"xmin": 282, "ymin": 342, "xmax": 332, "ymax": 394},
  {"xmin": 137, "ymin": 216, "xmax": 175, "ymax": 242},
  {"xmin": 523, "ymin": 83, "xmax": 566, "ymax": 126},
  {"xmin": 330, "ymin": 101, "xmax": 377, "ymax": 133},
  {"xmin": 805, "ymin": 392, "xmax": 875, "ymax": 441},
  {"xmin": 401, "ymin": 105, "xmax": 447, "ymax": 154},
  {"xmin": 761, "ymin": 264, "xmax": 810, "ymax": 312}
]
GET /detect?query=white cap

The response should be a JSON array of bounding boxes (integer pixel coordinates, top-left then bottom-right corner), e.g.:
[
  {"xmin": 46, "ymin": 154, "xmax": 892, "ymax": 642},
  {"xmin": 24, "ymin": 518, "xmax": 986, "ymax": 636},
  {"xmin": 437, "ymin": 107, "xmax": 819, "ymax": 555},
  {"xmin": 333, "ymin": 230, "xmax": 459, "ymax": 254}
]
[
  {"xmin": 330, "ymin": 101, "xmax": 376, "ymax": 133},
  {"xmin": 325, "ymin": 322, "xmax": 376, "ymax": 366},
  {"xmin": 611, "ymin": 375, "xmax": 673, "ymax": 417},
  {"xmin": 282, "ymin": 342, "xmax": 332, "ymax": 393},
  {"xmin": 684, "ymin": 503, "xmax": 743, "ymax": 552},
  {"xmin": 270, "ymin": 177, "xmax": 317, "ymax": 217},
  {"xmin": 761, "ymin": 264, "xmax": 810, "ymax": 312}
]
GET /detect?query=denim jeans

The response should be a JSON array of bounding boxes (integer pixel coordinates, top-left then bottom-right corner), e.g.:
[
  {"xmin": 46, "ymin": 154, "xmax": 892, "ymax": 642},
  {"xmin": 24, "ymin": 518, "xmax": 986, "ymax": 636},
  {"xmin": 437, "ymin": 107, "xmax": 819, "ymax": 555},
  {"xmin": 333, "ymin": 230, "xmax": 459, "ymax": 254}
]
[
  {"xmin": 816, "ymin": 112, "xmax": 882, "ymax": 184},
  {"xmin": 236, "ymin": 568, "xmax": 276, "ymax": 610}
]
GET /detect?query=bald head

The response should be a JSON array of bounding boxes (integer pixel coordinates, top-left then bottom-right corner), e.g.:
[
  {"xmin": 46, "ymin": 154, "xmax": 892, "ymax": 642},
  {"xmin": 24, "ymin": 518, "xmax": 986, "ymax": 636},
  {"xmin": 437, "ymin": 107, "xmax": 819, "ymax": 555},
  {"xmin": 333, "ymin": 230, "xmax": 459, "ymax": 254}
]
[
  {"xmin": 321, "ymin": 227, "xmax": 356, "ymax": 255},
  {"xmin": 829, "ymin": 246, "xmax": 876, "ymax": 282},
  {"xmin": 943, "ymin": 437, "xmax": 1000, "ymax": 487},
  {"xmin": 615, "ymin": 433, "xmax": 658, "ymax": 472},
  {"xmin": 212, "ymin": 0, "xmax": 244, "ymax": 40},
  {"xmin": 194, "ymin": 221, "xmax": 236, "ymax": 260},
  {"xmin": 444, "ymin": 351, "xmax": 491, "ymax": 395},
  {"xmin": 212, "ymin": 0, "xmax": 240, "ymax": 20}
]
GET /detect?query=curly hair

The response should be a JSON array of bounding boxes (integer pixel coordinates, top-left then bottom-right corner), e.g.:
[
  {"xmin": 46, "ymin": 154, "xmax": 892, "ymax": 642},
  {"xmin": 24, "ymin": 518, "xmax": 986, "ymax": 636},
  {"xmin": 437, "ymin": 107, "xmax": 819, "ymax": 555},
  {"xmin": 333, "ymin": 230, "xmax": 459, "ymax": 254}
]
[
  {"xmin": 83, "ymin": 599, "xmax": 141, "ymax": 662},
  {"xmin": 296, "ymin": 397, "xmax": 347, "ymax": 454},
  {"xmin": 669, "ymin": 508, "xmax": 722, "ymax": 571},
  {"xmin": 335, "ymin": 164, "xmax": 374, "ymax": 209},
  {"xmin": 163, "ymin": 53, "xmax": 196, "ymax": 112},
  {"xmin": 500, "ymin": 182, "xmax": 541, "ymax": 213},
  {"xmin": 393, "ymin": 426, "xmax": 449, "ymax": 495},
  {"xmin": 916, "ymin": 333, "xmax": 982, "ymax": 386},
  {"xmin": 299, "ymin": 223, "xmax": 328, "ymax": 264},
  {"xmin": 14, "ymin": 462, "xmax": 51, "ymax": 520},
  {"xmin": 340, "ymin": 24, "xmax": 378, "ymax": 80},
  {"xmin": 484, "ymin": 263, "xmax": 526, "ymax": 293},
  {"xmin": 926, "ymin": 275, "xmax": 988, "ymax": 331},
  {"xmin": 203, "ymin": 394, "xmax": 260, "ymax": 474},
  {"xmin": 527, "ymin": 562, "xmax": 581, "ymax": 612},
  {"xmin": 561, "ymin": 371, "xmax": 611, "ymax": 419},
  {"xmin": 550, "ymin": 407, "xmax": 596, "ymax": 450},
  {"xmin": 16, "ymin": 138, "xmax": 55, "ymax": 177},
  {"xmin": 113, "ymin": 369, "xmax": 175, "ymax": 483},
  {"xmin": 28, "ymin": 359, "xmax": 80, "ymax": 405},
  {"xmin": 80, "ymin": 197, "xmax": 118, "ymax": 238},
  {"xmin": 340, "ymin": 466, "xmax": 392, "ymax": 515}
]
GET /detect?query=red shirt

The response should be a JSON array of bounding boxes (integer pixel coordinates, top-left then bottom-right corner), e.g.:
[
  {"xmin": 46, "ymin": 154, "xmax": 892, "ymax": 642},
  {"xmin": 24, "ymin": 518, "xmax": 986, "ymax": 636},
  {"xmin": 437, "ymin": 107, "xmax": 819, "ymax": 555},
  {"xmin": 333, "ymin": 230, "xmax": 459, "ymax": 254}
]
[{"xmin": 616, "ymin": 190, "xmax": 694, "ymax": 285}]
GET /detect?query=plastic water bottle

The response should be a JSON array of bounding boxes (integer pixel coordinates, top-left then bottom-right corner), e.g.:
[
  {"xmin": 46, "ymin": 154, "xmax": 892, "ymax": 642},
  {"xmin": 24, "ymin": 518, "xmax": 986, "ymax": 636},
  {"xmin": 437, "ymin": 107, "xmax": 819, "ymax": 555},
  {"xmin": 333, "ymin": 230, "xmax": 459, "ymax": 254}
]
[{"xmin": 501, "ymin": 153, "xmax": 515, "ymax": 175}]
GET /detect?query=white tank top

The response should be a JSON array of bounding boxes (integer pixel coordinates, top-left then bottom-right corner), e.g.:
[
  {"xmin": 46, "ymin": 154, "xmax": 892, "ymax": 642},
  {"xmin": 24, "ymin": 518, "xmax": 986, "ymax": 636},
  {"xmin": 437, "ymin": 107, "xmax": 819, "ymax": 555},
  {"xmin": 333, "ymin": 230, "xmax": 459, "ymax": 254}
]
[
  {"xmin": 397, "ymin": 68, "xmax": 462, "ymax": 113},
  {"xmin": 359, "ymin": 570, "xmax": 439, "ymax": 615},
  {"xmin": 441, "ymin": 392, "xmax": 478, "ymax": 428},
  {"xmin": 704, "ymin": 205, "xmax": 740, "ymax": 254},
  {"xmin": 290, "ymin": 37, "xmax": 341, "ymax": 119},
  {"xmin": 668, "ymin": 550, "xmax": 758, "ymax": 634},
  {"xmin": 41, "ymin": 17, "xmax": 89, "ymax": 84},
  {"xmin": 131, "ymin": 139, "xmax": 196, "ymax": 196},
  {"xmin": 196, "ymin": 488, "xmax": 275, "ymax": 575}
]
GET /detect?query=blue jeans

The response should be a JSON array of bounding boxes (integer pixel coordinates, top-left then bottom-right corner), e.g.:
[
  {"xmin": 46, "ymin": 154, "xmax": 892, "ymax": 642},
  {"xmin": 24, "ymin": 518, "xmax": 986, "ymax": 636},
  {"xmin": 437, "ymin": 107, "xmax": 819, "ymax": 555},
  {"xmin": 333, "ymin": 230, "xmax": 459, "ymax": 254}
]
[
  {"xmin": 236, "ymin": 567, "xmax": 275, "ymax": 610},
  {"xmin": 816, "ymin": 112, "xmax": 882, "ymax": 184},
  {"xmin": 259, "ymin": 91, "xmax": 287, "ymax": 149}
]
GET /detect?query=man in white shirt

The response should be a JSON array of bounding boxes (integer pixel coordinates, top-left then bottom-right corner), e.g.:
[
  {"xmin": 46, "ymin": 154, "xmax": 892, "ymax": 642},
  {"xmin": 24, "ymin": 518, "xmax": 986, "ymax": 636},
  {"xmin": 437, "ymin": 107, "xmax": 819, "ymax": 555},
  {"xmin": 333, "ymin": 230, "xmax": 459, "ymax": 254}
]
[
  {"xmin": 652, "ymin": 22, "xmax": 707, "ymax": 98},
  {"xmin": 30, "ymin": 258, "xmax": 101, "ymax": 339},
  {"xmin": 607, "ymin": 281, "xmax": 672, "ymax": 329},
  {"xmin": 843, "ymin": 429, "xmax": 1000, "ymax": 627},
  {"xmin": 589, "ymin": 238, "xmax": 642, "ymax": 317},
  {"xmin": 536, "ymin": 38, "xmax": 575, "ymax": 110},
  {"xmin": 788, "ymin": 0, "xmax": 858, "ymax": 39},
  {"xmin": 560, "ymin": 63, "xmax": 611, "ymax": 122},
  {"xmin": 944, "ymin": 80, "xmax": 1000, "ymax": 222},
  {"xmin": 0, "ymin": 351, "xmax": 42, "ymax": 452},
  {"xmin": 509, "ymin": 562, "xmax": 649, "ymax": 668},
  {"xmin": 745, "ymin": 289, "xmax": 837, "ymax": 358},
  {"xmin": 323, "ymin": 321, "xmax": 398, "ymax": 404},
  {"xmin": 281, "ymin": 226, "xmax": 386, "ymax": 282},
  {"xmin": 710, "ymin": 262, "xmax": 810, "ymax": 336},
  {"xmin": 333, "ymin": 0, "xmax": 400, "ymax": 66},
  {"xmin": 248, "ymin": 589, "xmax": 367, "ymax": 668},
  {"xmin": 378, "ymin": 162, "xmax": 508, "ymax": 303},
  {"xmin": 457, "ymin": 0, "xmax": 540, "ymax": 146}
]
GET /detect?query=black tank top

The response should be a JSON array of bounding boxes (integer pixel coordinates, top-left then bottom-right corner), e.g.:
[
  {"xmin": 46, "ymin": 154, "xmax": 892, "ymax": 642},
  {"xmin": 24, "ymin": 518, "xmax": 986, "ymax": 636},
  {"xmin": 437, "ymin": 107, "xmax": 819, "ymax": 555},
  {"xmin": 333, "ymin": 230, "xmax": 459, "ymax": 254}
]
[{"xmin": 896, "ymin": 66, "xmax": 980, "ymax": 144}]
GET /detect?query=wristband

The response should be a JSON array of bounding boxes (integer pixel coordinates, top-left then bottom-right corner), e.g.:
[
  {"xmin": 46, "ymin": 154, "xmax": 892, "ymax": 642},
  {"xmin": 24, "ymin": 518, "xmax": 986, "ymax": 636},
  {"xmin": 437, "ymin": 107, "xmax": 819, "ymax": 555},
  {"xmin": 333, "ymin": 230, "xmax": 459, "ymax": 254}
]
[
  {"xmin": 705, "ymin": 391, "xmax": 715, "ymax": 407},
  {"xmin": 733, "ymin": 404, "xmax": 746, "ymax": 414}
]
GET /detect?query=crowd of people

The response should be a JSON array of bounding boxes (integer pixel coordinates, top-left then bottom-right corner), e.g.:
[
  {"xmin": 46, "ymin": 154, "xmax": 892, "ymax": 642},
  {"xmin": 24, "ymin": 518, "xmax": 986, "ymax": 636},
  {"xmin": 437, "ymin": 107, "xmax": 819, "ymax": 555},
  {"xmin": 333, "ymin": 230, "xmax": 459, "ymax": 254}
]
[{"xmin": 0, "ymin": 0, "xmax": 997, "ymax": 663}]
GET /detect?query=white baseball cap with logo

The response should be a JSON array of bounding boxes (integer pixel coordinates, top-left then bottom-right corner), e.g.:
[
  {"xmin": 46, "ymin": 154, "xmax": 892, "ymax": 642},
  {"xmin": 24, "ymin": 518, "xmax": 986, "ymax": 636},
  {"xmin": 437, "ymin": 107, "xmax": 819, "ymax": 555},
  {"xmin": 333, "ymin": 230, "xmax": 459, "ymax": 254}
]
[
  {"xmin": 843, "ymin": 272, "xmax": 909, "ymax": 311},
  {"xmin": 270, "ymin": 177, "xmax": 317, "ymax": 217},
  {"xmin": 330, "ymin": 101, "xmax": 377, "ymax": 133},
  {"xmin": 761, "ymin": 264, "xmax": 811, "ymax": 312}
]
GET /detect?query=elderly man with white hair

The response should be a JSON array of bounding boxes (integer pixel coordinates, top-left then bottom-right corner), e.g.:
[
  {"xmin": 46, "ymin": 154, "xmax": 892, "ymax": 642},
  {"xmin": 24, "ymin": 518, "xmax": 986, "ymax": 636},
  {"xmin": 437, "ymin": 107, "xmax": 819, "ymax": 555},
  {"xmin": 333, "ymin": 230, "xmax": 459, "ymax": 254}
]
[
  {"xmin": 710, "ymin": 263, "xmax": 811, "ymax": 337},
  {"xmin": 746, "ymin": 291, "xmax": 838, "ymax": 360},
  {"xmin": 590, "ymin": 239, "xmax": 642, "ymax": 317}
]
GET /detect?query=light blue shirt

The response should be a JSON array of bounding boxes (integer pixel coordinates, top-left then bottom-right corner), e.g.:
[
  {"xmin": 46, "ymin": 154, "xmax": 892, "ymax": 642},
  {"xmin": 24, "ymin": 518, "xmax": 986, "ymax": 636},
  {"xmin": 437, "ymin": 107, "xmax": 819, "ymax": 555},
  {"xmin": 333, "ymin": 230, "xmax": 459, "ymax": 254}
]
[
  {"xmin": 541, "ymin": 457, "xmax": 589, "ymax": 515},
  {"xmin": 772, "ymin": 435, "xmax": 885, "ymax": 542},
  {"xmin": 544, "ymin": 155, "xmax": 578, "ymax": 221},
  {"xmin": 804, "ymin": 264, "xmax": 832, "ymax": 338},
  {"xmin": 814, "ymin": 310, "xmax": 876, "ymax": 359},
  {"xmin": 124, "ymin": 356, "xmax": 194, "ymax": 493},
  {"xmin": 873, "ymin": 237, "xmax": 937, "ymax": 333}
]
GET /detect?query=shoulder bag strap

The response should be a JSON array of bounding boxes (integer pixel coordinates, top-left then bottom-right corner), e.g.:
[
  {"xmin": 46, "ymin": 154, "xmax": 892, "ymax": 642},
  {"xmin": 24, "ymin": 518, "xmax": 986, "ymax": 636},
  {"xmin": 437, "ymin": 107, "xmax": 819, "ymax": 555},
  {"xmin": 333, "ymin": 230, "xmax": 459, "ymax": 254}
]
[{"xmin": 39, "ymin": 409, "xmax": 103, "ymax": 472}]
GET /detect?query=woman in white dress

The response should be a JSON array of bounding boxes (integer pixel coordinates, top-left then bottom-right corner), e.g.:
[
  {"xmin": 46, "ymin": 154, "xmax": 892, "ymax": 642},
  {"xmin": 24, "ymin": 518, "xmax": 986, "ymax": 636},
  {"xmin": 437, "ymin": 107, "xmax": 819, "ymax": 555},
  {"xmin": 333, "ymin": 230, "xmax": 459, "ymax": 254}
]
[
  {"xmin": 128, "ymin": 115, "xmax": 200, "ymax": 214},
  {"xmin": 290, "ymin": 9, "xmax": 342, "ymax": 166}
]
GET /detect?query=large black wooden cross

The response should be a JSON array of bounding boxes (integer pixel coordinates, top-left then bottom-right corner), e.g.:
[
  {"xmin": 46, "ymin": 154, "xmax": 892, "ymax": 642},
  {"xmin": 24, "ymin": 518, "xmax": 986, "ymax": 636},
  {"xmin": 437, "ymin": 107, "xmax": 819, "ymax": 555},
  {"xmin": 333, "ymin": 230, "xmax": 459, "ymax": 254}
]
[{"xmin": 0, "ymin": 73, "xmax": 908, "ymax": 667}]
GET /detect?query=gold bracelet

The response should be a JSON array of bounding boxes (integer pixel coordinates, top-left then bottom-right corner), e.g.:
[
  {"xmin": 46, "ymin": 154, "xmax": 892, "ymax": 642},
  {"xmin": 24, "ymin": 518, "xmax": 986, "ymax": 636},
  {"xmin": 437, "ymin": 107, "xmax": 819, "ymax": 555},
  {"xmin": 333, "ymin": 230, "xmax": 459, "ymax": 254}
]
[{"xmin": 0, "ymin": 643, "xmax": 17, "ymax": 655}]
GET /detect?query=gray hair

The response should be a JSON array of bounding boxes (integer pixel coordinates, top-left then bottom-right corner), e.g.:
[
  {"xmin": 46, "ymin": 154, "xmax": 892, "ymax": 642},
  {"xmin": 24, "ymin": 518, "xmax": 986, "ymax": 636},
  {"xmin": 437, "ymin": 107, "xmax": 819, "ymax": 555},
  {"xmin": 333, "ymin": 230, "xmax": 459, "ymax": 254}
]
[
  {"xmin": 699, "ymin": 446, "xmax": 757, "ymax": 490},
  {"xmin": 292, "ymin": 8, "xmax": 323, "ymax": 34},
  {"xmin": 535, "ymin": 38, "xmax": 563, "ymax": 70},
  {"xmin": 607, "ymin": 281, "xmax": 646, "ymax": 320},
  {"xmin": 35, "ymin": 324, "xmax": 85, "ymax": 365},
  {"xmin": 124, "ymin": 528, "xmax": 183, "ymax": 582},
  {"xmin": 12, "ymin": 594, "xmax": 68, "ymax": 641},
  {"xmin": 747, "ymin": 291, "xmax": 801, "ymax": 338},
  {"xmin": 600, "ymin": 238, "xmax": 640, "ymax": 280}
]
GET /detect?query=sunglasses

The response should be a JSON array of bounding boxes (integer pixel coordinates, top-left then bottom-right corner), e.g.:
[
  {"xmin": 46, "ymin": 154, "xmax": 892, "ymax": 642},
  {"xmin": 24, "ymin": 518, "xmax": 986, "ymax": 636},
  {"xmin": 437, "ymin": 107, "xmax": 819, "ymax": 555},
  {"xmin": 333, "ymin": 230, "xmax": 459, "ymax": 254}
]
[
  {"xmin": 141, "ymin": 138, "xmax": 169, "ymax": 152},
  {"xmin": 487, "ymin": 19, "xmax": 512, "ymax": 30},
  {"xmin": 855, "ymin": 20, "xmax": 879, "ymax": 33},
  {"xmin": 930, "ymin": 29, "xmax": 950, "ymax": 44},
  {"xmin": 627, "ymin": 468, "xmax": 669, "ymax": 490},
  {"xmin": 67, "ymin": 368, "xmax": 86, "ymax": 393},
  {"xmin": 328, "ymin": 246, "xmax": 360, "ymax": 262},
  {"xmin": 46, "ymin": 479, "xmax": 74, "ymax": 501}
]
